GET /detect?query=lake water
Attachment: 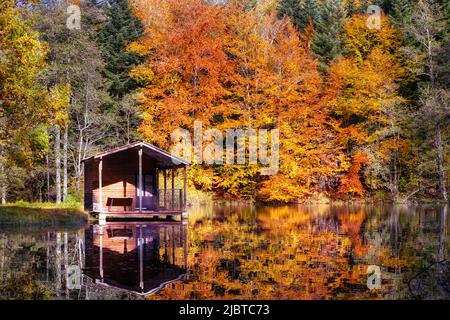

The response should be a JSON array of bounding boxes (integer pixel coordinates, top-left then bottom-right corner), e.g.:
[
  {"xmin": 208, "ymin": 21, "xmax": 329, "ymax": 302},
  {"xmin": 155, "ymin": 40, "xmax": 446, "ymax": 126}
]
[{"xmin": 0, "ymin": 204, "xmax": 448, "ymax": 300}]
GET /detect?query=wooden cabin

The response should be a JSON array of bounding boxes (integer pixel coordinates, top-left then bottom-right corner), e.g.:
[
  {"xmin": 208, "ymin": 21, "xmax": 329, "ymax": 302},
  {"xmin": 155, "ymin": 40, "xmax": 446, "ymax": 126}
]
[{"xmin": 82, "ymin": 142, "xmax": 189, "ymax": 219}]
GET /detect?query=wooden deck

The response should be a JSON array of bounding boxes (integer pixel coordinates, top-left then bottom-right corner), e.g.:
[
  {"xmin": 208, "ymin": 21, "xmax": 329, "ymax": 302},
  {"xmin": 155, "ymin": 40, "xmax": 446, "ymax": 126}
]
[
  {"xmin": 99, "ymin": 220, "xmax": 187, "ymax": 227},
  {"xmin": 92, "ymin": 210, "xmax": 186, "ymax": 221}
]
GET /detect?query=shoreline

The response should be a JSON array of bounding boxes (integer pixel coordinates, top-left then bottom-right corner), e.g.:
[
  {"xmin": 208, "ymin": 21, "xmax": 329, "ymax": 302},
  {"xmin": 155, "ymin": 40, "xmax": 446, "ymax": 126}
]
[
  {"xmin": 189, "ymin": 197, "xmax": 449, "ymax": 207},
  {"xmin": 0, "ymin": 197, "xmax": 447, "ymax": 227},
  {"xmin": 0, "ymin": 202, "xmax": 88, "ymax": 227}
]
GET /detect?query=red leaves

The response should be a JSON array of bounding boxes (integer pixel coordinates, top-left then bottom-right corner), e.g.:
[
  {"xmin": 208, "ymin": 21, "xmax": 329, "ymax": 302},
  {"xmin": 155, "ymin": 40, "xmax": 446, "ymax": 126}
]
[{"xmin": 338, "ymin": 151, "xmax": 369, "ymax": 197}]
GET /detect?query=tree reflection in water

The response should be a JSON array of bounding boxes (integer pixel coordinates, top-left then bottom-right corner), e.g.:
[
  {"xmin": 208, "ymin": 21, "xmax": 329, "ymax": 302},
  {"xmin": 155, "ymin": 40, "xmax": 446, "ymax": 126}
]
[
  {"xmin": 0, "ymin": 204, "xmax": 448, "ymax": 300},
  {"xmin": 149, "ymin": 204, "xmax": 449, "ymax": 300}
]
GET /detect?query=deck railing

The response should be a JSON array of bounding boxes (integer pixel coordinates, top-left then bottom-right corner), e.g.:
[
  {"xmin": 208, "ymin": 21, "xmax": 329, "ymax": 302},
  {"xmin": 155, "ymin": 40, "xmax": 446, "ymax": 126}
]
[{"xmin": 158, "ymin": 188, "xmax": 185, "ymax": 211}]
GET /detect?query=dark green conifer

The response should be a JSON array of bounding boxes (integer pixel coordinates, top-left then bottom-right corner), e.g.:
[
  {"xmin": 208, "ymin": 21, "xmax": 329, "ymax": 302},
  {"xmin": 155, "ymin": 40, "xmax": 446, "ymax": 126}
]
[
  {"xmin": 312, "ymin": 0, "xmax": 347, "ymax": 70},
  {"xmin": 278, "ymin": 0, "xmax": 320, "ymax": 31},
  {"xmin": 97, "ymin": 0, "xmax": 144, "ymax": 98}
]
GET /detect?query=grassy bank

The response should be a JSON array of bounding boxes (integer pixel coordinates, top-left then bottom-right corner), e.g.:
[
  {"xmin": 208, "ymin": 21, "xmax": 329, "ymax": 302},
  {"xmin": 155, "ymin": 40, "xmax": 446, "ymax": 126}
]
[{"xmin": 0, "ymin": 201, "xmax": 88, "ymax": 226}]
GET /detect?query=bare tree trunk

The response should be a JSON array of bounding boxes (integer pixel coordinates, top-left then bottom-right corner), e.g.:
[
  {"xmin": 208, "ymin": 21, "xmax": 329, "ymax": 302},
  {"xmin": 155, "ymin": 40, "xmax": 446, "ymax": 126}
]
[
  {"xmin": 390, "ymin": 161, "xmax": 399, "ymax": 202},
  {"xmin": 438, "ymin": 205, "xmax": 447, "ymax": 261},
  {"xmin": 75, "ymin": 127, "xmax": 84, "ymax": 192},
  {"xmin": 63, "ymin": 125, "xmax": 68, "ymax": 202},
  {"xmin": 56, "ymin": 232, "xmax": 61, "ymax": 297},
  {"xmin": 46, "ymin": 232, "xmax": 50, "ymax": 282},
  {"xmin": 0, "ymin": 162, "xmax": 6, "ymax": 204},
  {"xmin": 437, "ymin": 205, "xmax": 447, "ymax": 288},
  {"xmin": 46, "ymin": 153, "xmax": 50, "ymax": 202},
  {"xmin": 1, "ymin": 235, "xmax": 4, "ymax": 276},
  {"xmin": 435, "ymin": 124, "xmax": 448, "ymax": 201},
  {"xmin": 64, "ymin": 232, "xmax": 69, "ymax": 299},
  {"xmin": 126, "ymin": 109, "xmax": 131, "ymax": 144},
  {"xmin": 0, "ymin": 188, "xmax": 5, "ymax": 204},
  {"xmin": 55, "ymin": 125, "xmax": 61, "ymax": 204}
]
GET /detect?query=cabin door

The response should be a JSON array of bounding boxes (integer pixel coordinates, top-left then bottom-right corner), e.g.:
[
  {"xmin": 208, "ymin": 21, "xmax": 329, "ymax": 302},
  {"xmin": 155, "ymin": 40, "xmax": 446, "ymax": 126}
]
[{"xmin": 136, "ymin": 174, "xmax": 156, "ymax": 210}]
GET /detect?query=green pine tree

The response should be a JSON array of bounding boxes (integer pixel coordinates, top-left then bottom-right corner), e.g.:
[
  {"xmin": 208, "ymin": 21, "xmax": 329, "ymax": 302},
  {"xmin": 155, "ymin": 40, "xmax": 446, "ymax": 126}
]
[
  {"xmin": 97, "ymin": 0, "xmax": 144, "ymax": 98},
  {"xmin": 278, "ymin": 0, "xmax": 320, "ymax": 31},
  {"xmin": 345, "ymin": 0, "xmax": 384, "ymax": 14},
  {"xmin": 312, "ymin": 0, "xmax": 347, "ymax": 70},
  {"xmin": 391, "ymin": 0, "xmax": 414, "ymax": 27}
]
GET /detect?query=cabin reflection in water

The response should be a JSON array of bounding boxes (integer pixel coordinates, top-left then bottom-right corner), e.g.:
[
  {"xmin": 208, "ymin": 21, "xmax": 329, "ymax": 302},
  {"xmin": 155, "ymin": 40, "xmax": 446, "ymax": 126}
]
[{"xmin": 84, "ymin": 222, "xmax": 188, "ymax": 295}]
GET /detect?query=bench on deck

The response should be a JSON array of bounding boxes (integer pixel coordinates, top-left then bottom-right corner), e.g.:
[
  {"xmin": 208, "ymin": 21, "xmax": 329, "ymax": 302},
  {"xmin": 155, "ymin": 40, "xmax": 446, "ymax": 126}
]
[{"xmin": 106, "ymin": 197, "xmax": 133, "ymax": 212}]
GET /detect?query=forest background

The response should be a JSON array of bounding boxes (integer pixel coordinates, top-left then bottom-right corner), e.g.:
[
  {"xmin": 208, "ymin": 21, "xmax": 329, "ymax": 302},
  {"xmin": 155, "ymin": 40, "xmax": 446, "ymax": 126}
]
[{"xmin": 1, "ymin": 0, "xmax": 449, "ymax": 205}]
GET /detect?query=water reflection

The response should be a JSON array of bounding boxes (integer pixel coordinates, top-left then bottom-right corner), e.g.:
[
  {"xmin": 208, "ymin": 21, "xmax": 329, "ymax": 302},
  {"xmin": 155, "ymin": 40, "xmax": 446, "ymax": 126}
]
[
  {"xmin": 153, "ymin": 204, "xmax": 449, "ymax": 300},
  {"xmin": 0, "ymin": 204, "xmax": 448, "ymax": 299},
  {"xmin": 84, "ymin": 222, "xmax": 188, "ymax": 295},
  {"xmin": 0, "ymin": 227, "xmax": 87, "ymax": 299}
]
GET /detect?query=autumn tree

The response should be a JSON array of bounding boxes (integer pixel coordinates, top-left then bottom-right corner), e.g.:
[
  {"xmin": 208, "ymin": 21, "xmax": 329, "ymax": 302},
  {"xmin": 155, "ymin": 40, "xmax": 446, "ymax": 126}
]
[
  {"xmin": 397, "ymin": 0, "xmax": 449, "ymax": 201},
  {"xmin": 131, "ymin": 0, "xmax": 231, "ymax": 147},
  {"xmin": 328, "ymin": 14, "xmax": 407, "ymax": 198},
  {"xmin": 0, "ymin": 1, "xmax": 49, "ymax": 203},
  {"xmin": 226, "ymin": 1, "xmax": 344, "ymax": 202},
  {"xmin": 36, "ymin": 1, "xmax": 115, "ymax": 194},
  {"xmin": 132, "ymin": 0, "xmax": 345, "ymax": 201}
]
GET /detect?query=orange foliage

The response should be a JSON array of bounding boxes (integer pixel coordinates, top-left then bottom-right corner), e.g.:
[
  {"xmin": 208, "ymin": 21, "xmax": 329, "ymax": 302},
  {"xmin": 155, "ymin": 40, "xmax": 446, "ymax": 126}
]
[
  {"xmin": 132, "ymin": 0, "xmax": 346, "ymax": 202},
  {"xmin": 338, "ymin": 151, "xmax": 369, "ymax": 196},
  {"xmin": 131, "ymin": 0, "xmax": 232, "ymax": 147},
  {"xmin": 129, "ymin": 3, "xmax": 409, "ymax": 201},
  {"xmin": 327, "ymin": 14, "xmax": 407, "ymax": 196}
]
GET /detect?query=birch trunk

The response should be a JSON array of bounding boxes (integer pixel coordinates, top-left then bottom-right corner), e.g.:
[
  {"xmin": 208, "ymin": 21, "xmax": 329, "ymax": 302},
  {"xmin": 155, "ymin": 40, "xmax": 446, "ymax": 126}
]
[
  {"xmin": 56, "ymin": 232, "xmax": 61, "ymax": 296},
  {"xmin": 63, "ymin": 125, "xmax": 68, "ymax": 202},
  {"xmin": 0, "ymin": 162, "xmax": 6, "ymax": 204},
  {"xmin": 55, "ymin": 125, "xmax": 61, "ymax": 204},
  {"xmin": 46, "ymin": 153, "xmax": 50, "ymax": 202},
  {"xmin": 64, "ymin": 232, "xmax": 69, "ymax": 299},
  {"xmin": 0, "ymin": 185, "xmax": 5, "ymax": 205},
  {"xmin": 46, "ymin": 232, "xmax": 50, "ymax": 282}
]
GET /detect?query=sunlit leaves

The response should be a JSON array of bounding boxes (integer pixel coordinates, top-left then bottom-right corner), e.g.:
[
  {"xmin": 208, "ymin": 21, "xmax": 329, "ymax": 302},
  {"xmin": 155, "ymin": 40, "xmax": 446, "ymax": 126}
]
[{"xmin": 0, "ymin": 1, "xmax": 49, "ymax": 169}]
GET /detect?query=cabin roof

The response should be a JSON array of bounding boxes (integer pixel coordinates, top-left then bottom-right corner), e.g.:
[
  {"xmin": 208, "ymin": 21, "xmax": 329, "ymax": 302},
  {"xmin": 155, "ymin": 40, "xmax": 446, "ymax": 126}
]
[
  {"xmin": 89, "ymin": 272, "xmax": 188, "ymax": 296},
  {"xmin": 82, "ymin": 141, "xmax": 190, "ymax": 167}
]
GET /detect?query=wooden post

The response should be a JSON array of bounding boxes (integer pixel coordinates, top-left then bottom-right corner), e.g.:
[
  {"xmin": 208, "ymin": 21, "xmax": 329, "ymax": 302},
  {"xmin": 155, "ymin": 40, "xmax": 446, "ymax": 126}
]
[
  {"xmin": 99, "ymin": 227, "xmax": 104, "ymax": 280},
  {"xmin": 98, "ymin": 157, "xmax": 103, "ymax": 213},
  {"xmin": 138, "ymin": 148, "xmax": 143, "ymax": 212},
  {"xmin": 155, "ymin": 169, "xmax": 159, "ymax": 211},
  {"xmin": 183, "ymin": 166, "xmax": 187, "ymax": 209},
  {"xmin": 139, "ymin": 225, "xmax": 144, "ymax": 290},
  {"xmin": 183, "ymin": 225, "xmax": 187, "ymax": 269},
  {"xmin": 171, "ymin": 168, "xmax": 175, "ymax": 210},
  {"xmin": 163, "ymin": 169, "xmax": 167, "ymax": 210},
  {"xmin": 163, "ymin": 227, "xmax": 168, "ymax": 266},
  {"xmin": 172, "ymin": 226, "xmax": 175, "ymax": 264}
]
